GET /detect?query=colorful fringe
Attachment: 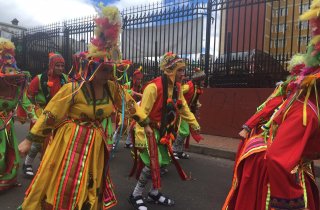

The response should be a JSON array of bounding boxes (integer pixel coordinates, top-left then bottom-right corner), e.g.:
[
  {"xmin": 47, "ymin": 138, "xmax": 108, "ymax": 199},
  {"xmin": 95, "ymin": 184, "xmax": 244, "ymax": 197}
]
[
  {"xmin": 222, "ymin": 135, "xmax": 267, "ymax": 210},
  {"xmin": 53, "ymin": 125, "xmax": 95, "ymax": 210},
  {"xmin": 0, "ymin": 120, "xmax": 19, "ymax": 192}
]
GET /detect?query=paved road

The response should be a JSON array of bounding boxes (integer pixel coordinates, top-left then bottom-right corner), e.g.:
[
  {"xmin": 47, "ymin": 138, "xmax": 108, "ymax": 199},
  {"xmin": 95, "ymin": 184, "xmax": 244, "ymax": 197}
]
[{"xmin": 0, "ymin": 123, "xmax": 234, "ymax": 210}]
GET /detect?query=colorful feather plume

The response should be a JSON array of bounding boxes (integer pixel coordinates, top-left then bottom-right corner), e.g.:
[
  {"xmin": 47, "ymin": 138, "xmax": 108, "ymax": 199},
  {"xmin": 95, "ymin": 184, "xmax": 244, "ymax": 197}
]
[{"xmin": 88, "ymin": 3, "xmax": 122, "ymax": 62}]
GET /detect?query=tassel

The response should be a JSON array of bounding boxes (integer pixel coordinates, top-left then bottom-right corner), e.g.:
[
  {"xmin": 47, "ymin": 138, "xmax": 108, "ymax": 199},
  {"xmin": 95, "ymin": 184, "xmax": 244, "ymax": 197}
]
[
  {"xmin": 303, "ymin": 85, "xmax": 312, "ymax": 126},
  {"xmin": 168, "ymin": 146, "xmax": 189, "ymax": 180},
  {"xmin": 190, "ymin": 128, "xmax": 203, "ymax": 143},
  {"xmin": 128, "ymin": 123, "xmax": 138, "ymax": 177},
  {"xmin": 313, "ymin": 82, "xmax": 320, "ymax": 125},
  {"xmin": 57, "ymin": 81, "xmax": 85, "ymax": 101},
  {"xmin": 185, "ymin": 135, "xmax": 190, "ymax": 149},
  {"xmin": 148, "ymin": 133, "xmax": 161, "ymax": 189}
]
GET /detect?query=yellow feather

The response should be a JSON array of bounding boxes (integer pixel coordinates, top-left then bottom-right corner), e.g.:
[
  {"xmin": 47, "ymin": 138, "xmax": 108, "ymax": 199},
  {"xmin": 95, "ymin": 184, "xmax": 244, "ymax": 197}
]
[
  {"xmin": 301, "ymin": 75, "xmax": 317, "ymax": 88},
  {"xmin": 310, "ymin": 35, "xmax": 320, "ymax": 45},
  {"xmin": 0, "ymin": 37, "xmax": 15, "ymax": 53},
  {"xmin": 300, "ymin": 9, "xmax": 320, "ymax": 20},
  {"xmin": 287, "ymin": 54, "xmax": 305, "ymax": 72},
  {"xmin": 101, "ymin": 6, "xmax": 122, "ymax": 25},
  {"xmin": 311, "ymin": 0, "xmax": 320, "ymax": 9}
]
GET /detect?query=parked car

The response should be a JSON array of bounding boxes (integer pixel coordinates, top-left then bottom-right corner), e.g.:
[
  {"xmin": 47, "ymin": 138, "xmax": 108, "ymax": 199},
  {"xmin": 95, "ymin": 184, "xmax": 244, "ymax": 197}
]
[{"xmin": 210, "ymin": 49, "xmax": 288, "ymax": 88}]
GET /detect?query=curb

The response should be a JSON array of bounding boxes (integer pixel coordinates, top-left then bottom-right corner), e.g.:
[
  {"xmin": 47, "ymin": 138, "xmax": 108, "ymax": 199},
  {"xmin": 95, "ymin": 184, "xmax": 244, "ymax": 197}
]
[
  {"xmin": 188, "ymin": 144, "xmax": 236, "ymax": 161},
  {"xmin": 188, "ymin": 144, "xmax": 320, "ymax": 177}
]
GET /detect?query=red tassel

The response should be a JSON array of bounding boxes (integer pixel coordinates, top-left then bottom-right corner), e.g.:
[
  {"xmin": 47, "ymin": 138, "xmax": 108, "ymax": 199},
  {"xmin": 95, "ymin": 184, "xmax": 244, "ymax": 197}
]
[
  {"xmin": 128, "ymin": 122, "xmax": 139, "ymax": 178},
  {"xmin": 135, "ymin": 160, "xmax": 144, "ymax": 180},
  {"xmin": 16, "ymin": 104, "xmax": 27, "ymax": 124},
  {"xmin": 190, "ymin": 128, "xmax": 203, "ymax": 143},
  {"xmin": 168, "ymin": 147, "xmax": 189, "ymax": 180},
  {"xmin": 185, "ymin": 135, "xmax": 190, "ymax": 149},
  {"xmin": 127, "ymin": 121, "xmax": 148, "ymax": 181},
  {"xmin": 148, "ymin": 134, "xmax": 161, "ymax": 189}
]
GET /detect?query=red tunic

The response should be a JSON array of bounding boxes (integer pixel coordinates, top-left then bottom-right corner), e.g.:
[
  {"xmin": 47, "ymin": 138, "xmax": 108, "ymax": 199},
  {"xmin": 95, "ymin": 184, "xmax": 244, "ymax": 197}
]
[
  {"xmin": 147, "ymin": 77, "xmax": 181, "ymax": 123},
  {"xmin": 183, "ymin": 81, "xmax": 194, "ymax": 105},
  {"xmin": 223, "ymin": 95, "xmax": 285, "ymax": 210},
  {"xmin": 266, "ymin": 95, "xmax": 320, "ymax": 210},
  {"xmin": 244, "ymin": 95, "xmax": 284, "ymax": 130},
  {"xmin": 28, "ymin": 74, "xmax": 63, "ymax": 100}
]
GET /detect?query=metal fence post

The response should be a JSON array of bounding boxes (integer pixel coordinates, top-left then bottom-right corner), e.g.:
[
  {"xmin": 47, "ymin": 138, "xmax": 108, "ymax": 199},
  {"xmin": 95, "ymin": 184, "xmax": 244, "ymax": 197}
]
[
  {"xmin": 63, "ymin": 26, "xmax": 70, "ymax": 70},
  {"xmin": 205, "ymin": 0, "xmax": 213, "ymax": 87},
  {"xmin": 22, "ymin": 34, "xmax": 27, "ymax": 70},
  {"xmin": 155, "ymin": 40, "xmax": 158, "ymax": 77},
  {"xmin": 121, "ymin": 16, "xmax": 127, "ymax": 57}
]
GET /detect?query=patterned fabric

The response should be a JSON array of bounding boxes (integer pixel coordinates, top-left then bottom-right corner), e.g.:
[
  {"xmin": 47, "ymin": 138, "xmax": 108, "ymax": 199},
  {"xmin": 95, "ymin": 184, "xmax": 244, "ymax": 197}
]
[
  {"xmin": 0, "ymin": 74, "xmax": 33, "ymax": 192},
  {"xmin": 21, "ymin": 81, "xmax": 146, "ymax": 209},
  {"xmin": 270, "ymin": 196, "xmax": 305, "ymax": 209},
  {"xmin": 53, "ymin": 125, "xmax": 95, "ymax": 210},
  {"xmin": 0, "ymin": 120, "xmax": 19, "ymax": 191}
]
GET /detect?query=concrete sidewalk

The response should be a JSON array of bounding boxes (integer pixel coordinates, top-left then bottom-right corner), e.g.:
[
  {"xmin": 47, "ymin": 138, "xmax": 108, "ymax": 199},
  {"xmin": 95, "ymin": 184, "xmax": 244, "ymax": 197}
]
[
  {"xmin": 188, "ymin": 134, "xmax": 320, "ymax": 176},
  {"xmin": 188, "ymin": 134, "xmax": 240, "ymax": 160}
]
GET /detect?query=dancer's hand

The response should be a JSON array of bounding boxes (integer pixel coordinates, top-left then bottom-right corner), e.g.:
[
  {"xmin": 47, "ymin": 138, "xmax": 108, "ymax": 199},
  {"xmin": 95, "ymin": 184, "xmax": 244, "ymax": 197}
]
[
  {"xmin": 18, "ymin": 139, "xmax": 32, "ymax": 157},
  {"xmin": 239, "ymin": 129, "xmax": 249, "ymax": 138},
  {"xmin": 132, "ymin": 91, "xmax": 143, "ymax": 98},
  {"xmin": 144, "ymin": 125, "xmax": 153, "ymax": 137},
  {"xmin": 31, "ymin": 119, "xmax": 37, "ymax": 124}
]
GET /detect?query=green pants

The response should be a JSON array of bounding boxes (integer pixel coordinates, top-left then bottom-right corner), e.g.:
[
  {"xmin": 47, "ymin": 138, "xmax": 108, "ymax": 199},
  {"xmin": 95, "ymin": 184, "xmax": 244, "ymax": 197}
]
[
  {"xmin": 178, "ymin": 119, "xmax": 190, "ymax": 137},
  {"xmin": 140, "ymin": 129, "xmax": 171, "ymax": 167}
]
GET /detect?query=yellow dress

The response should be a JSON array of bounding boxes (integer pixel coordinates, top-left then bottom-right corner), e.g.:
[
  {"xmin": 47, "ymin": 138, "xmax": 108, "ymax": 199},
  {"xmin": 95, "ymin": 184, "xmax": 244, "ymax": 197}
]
[{"xmin": 19, "ymin": 81, "xmax": 147, "ymax": 210}]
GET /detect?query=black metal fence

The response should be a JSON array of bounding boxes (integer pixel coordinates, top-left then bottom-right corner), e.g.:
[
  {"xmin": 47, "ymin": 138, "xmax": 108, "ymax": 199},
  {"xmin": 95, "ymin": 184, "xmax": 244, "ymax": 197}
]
[{"xmin": 12, "ymin": 0, "xmax": 311, "ymax": 87}]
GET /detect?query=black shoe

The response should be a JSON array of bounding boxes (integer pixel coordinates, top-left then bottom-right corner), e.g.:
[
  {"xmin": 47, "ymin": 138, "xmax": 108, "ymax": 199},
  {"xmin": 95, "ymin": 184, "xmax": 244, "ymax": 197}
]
[
  {"xmin": 147, "ymin": 192, "xmax": 175, "ymax": 206},
  {"xmin": 22, "ymin": 163, "xmax": 34, "ymax": 178},
  {"xmin": 173, "ymin": 152, "xmax": 180, "ymax": 160},
  {"xmin": 160, "ymin": 167, "xmax": 169, "ymax": 176},
  {"xmin": 128, "ymin": 194, "xmax": 148, "ymax": 210},
  {"xmin": 124, "ymin": 143, "xmax": 133, "ymax": 148},
  {"xmin": 173, "ymin": 152, "xmax": 190, "ymax": 159}
]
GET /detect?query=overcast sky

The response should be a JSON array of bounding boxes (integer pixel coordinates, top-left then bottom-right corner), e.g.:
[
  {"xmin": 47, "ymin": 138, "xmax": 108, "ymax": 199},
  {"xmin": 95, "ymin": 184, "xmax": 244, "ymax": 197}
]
[{"xmin": 0, "ymin": 0, "xmax": 158, "ymax": 27}]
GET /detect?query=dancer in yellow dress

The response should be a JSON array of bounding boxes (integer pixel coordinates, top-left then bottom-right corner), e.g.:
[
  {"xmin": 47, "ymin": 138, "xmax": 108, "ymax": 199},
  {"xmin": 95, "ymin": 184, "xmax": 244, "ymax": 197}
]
[{"xmin": 18, "ymin": 5, "xmax": 151, "ymax": 210}]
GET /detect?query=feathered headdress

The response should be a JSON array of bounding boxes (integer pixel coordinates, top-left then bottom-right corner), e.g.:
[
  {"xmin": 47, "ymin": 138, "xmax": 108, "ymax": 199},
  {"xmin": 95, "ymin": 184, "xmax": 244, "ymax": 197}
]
[
  {"xmin": 192, "ymin": 67, "xmax": 206, "ymax": 81},
  {"xmin": 61, "ymin": 5, "xmax": 130, "ymax": 101},
  {"xmin": 68, "ymin": 51, "xmax": 88, "ymax": 82},
  {"xmin": 0, "ymin": 38, "xmax": 15, "ymax": 57},
  {"xmin": 133, "ymin": 66, "xmax": 143, "ymax": 78},
  {"xmin": 287, "ymin": 54, "xmax": 305, "ymax": 75},
  {"xmin": 0, "ymin": 38, "xmax": 20, "ymax": 75},
  {"xmin": 85, "ymin": 4, "xmax": 131, "ymax": 82},
  {"xmin": 87, "ymin": 4, "xmax": 122, "ymax": 62},
  {"xmin": 286, "ymin": 1, "xmax": 320, "ymax": 126},
  {"xmin": 132, "ymin": 66, "xmax": 143, "ymax": 86},
  {"xmin": 300, "ymin": 0, "xmax": 320, "ymax": 68},
  {"xmin": 160, "ymin": 52, "xmax": 185, "ymax": 83}
]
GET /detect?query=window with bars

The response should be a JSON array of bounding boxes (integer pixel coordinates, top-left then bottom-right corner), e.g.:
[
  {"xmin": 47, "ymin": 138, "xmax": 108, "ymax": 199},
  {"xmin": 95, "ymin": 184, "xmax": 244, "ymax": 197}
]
[
  {"xmin": 272, "ymin": 8, "xmax": 288, "ymax": 17},
  {"xmin": 279, "ymin": 24, "xmax": 286, "ymax": 33},
  {"xmin": 299, "ymin": 4, "xmax": 309, "ymax": 14},
  {"xmin": 272, "ymin": 9, "xmax": 278, "ymax": 17},
  {"xmin": 279, "ymin": 8, "xmax": 288, "ymax": 16},
  {"xmin": 297, "ymin": 21, "xmax": 309, "ymax": 30},
  {"xmin": 298, "ymin": 36, "xmax": 310, "ymax": 45},
  {"xmin": 274, "ymin": 39, "xmax": 285, "ymax": 48},
  {"xmin": 272, "ymin": 24, "xmax": 287, "ymax": 33}
]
